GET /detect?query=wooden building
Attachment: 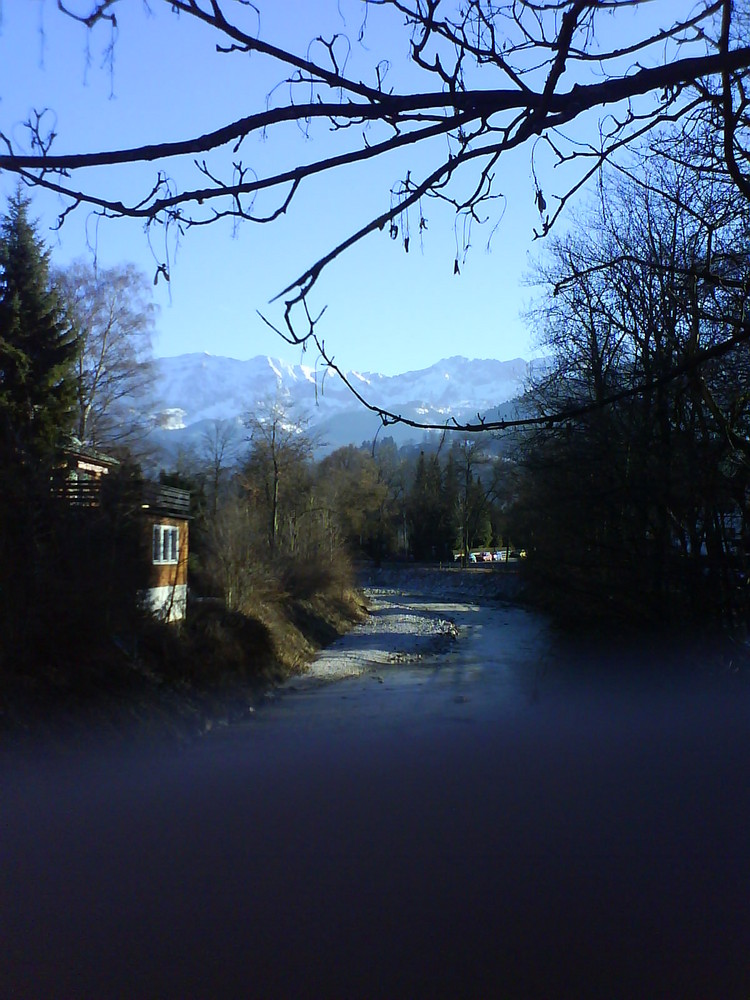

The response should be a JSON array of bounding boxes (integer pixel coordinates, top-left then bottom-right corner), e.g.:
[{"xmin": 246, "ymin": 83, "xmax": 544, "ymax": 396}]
[
  {"xmin": 59, "ymin": 444, "xmax": 120, "ymax": 504},
  {"xmin": 58, "ymin": 446, "xmax": 191, "ymax": 623},
  {"xmin": 138, "ymin": 483, "xmax": 190, "ymax": 623}
]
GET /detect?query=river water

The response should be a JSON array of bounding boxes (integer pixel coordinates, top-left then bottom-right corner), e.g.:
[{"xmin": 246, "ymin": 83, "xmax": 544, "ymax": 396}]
[{"xmin": 2, "ymin": 585, "xmax": 749, "ymax": 998}]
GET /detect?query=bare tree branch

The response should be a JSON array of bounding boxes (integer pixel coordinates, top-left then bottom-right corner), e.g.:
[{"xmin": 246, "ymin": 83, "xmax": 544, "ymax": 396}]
[{"xmin": 5, "ymin": 0, "xmax": 750, "ymax": 432}]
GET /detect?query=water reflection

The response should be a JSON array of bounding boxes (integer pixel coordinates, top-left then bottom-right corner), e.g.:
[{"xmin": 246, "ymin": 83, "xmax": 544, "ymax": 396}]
[{"xmin": 2, "ymin": 603, "xmax": 749, "ymax": 998}]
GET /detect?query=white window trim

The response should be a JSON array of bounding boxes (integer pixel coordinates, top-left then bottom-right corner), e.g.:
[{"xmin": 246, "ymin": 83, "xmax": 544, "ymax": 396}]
[{"xmin": 152, "ymin": 524, "xmax": 180, "ymax": 565}]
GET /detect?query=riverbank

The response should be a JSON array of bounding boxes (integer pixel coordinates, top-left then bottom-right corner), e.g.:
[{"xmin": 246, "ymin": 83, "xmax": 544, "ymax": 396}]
[
  {"xmin": 299, "ymin": 564, "xmax": 517, "ymax": 683},
  {"xmin": 0, "ymin": 563, "xmax": 522, "ymax": 748},
  {"xmin": 0, "ymin": 578, "xmax": 368, "ymax": 749},
  {"xmin": 6, "ymin": 559, "xmax": 746, "ymax": 749}
]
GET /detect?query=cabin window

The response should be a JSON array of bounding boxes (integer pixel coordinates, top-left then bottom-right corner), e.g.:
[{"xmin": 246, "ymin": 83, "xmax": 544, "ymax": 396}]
[{"xmin": 152, "ymin": 525, "xmax": 179, "ymax": 565}]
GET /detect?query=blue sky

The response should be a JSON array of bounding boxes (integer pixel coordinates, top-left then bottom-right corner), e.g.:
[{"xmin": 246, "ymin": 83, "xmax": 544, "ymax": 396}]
[{"xmin": 0, "ymin": 1, "xmax": 555, "ymax": 374}]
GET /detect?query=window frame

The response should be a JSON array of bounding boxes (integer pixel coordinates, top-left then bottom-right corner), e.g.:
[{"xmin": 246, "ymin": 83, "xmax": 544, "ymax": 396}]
[{"xmin": 152, "ymin": 524, "xmax": 180, "ymax": 565}]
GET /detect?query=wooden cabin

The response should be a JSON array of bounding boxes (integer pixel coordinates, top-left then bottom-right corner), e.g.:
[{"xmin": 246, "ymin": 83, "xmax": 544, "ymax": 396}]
[
  {"xmin": 138, "ymin": 483, "xmax": 190, "ymax": 623},
  {"xmin": 58, "ymin": 444, "xmax": 120, "ymax": 505},
  {"xmin": 58, "ymin": 447, "xmax": 191, "ymax": 623}
]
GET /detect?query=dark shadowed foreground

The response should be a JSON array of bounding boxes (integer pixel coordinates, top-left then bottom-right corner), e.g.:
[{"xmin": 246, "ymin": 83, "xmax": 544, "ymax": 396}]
[{"xmin": 2, "ymin": 578, "xmax": 749, "ymax": 998}]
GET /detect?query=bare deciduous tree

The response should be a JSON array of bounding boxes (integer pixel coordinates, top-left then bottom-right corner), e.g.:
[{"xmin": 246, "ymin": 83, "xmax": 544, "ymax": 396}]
[
  {"xmin": 202, "ymin": 493, "xmax": 262, "ymax": 611},
  {"xmin": 54, "ymin": 260, "xmax": 156, "ymax": 449},
  {"xmin": 521, "ymin": 153, "xmax": 750, "ymax": 623},
  {"xmin": 243, "ymin": 397, "xmax": 317, "ymax": 555},
  {"xmin": 200, "ymin": 418, "xmax": 244, "ymax": 516}
]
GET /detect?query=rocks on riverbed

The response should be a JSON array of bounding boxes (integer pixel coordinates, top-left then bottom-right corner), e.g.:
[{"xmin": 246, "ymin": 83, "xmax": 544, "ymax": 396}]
[{"xmin": 300, "ymin": 571, "xmax": 480, "ymax": 683}]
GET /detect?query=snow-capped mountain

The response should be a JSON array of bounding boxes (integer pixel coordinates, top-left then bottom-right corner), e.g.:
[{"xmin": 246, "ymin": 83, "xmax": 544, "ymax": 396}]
[{"xmin": 142, "ymin": 353, "xmax": 530, "ymax": 459}]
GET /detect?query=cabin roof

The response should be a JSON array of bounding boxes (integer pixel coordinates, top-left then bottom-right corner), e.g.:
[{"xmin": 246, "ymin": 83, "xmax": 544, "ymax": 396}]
[{"xmin": 140, "ymin": 483, "xmax": 191, "ymax": 519}]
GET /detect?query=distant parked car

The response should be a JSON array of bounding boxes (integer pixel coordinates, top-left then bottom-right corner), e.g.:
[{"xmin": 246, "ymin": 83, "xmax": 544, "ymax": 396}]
[
  {"xmin": 481, "ymin": 551, "xmax": 493, "ymax": 562},
  {"xmin": 492, "ymin": 551, "xmax": 507, "ymax": 562},
  {"xmin": 468, "ymin": 552, "xmax": 477, "ymax": 563}
]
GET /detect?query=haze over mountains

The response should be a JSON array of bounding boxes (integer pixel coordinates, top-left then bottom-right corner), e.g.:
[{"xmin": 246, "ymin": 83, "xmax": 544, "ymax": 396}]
[{"xmin": 144, "ymin": 353, "xmax": 533, "ymax": 459}]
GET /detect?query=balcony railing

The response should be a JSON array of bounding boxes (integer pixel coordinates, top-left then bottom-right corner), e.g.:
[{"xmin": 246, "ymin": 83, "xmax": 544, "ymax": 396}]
[
  {"xmin": 55, "ymin": 480, "xmax": 103, "ymax": 507},
  {"xmin": 55, "ymin": 479, "xmax": 190, "ymax": 517},
  {"xmin": 140, "ymin": 483, "xmax": 191, "ymax": 517}
]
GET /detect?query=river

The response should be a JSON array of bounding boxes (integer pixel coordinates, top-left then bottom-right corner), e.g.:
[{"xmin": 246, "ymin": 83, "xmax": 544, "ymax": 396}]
[{"xmin": 2, "ymin": 572, "xmax": 749, "ymax": 998}]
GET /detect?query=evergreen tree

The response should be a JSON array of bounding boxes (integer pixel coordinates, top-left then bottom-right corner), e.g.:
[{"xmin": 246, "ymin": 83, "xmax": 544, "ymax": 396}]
[
  {"xmin": 0, "ymin": 190, "xmax": 77, "ymax": 471},
  {"xmin": 414, "ymin": 453, "xmax": 456, "ymax": 561},
  {"xmin": 468, "ymin": 476, "xmax": 493, "ymax": 550},
  {"xmin": 407, "ymin": 450, "xmax": 452, "ymax": 561},
  {"xmin": 442, "ymin": 452, "xmax": 461, "ymax": 553},
  {"xmin": 0, "ymin": 192, "xmax": 79, "ymax": 666},
  {"xmin": 427, "ymin": 453, "xmax": 455, "ymax": 561},
  {"xmin": 406, "ymin": 451, "xmax": 431, "ymax": 560}
]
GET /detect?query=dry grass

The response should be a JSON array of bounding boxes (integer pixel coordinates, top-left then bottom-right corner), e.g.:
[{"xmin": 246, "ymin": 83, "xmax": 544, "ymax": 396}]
[{"xmin": 0, "ymin": 553, "xmax": 367, "ymax": 746}]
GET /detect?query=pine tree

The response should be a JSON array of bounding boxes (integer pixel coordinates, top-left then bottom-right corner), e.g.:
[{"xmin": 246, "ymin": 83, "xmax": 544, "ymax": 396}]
[
  {"xmin": 0, "ymin": 192, "xmax": 79, "ymax": 665},
  {"xmin": 0, "ymin": 190, "xmax": 77, "ymax": 471},
  {"xmin": 442, "ymin": 452, "xmax": 460, "ymax": 554},
  {"xmin": 406, "ymin": 451, "xmax": 428, "ymax": 559},
  {"xmin": 428, "ymin": 453, "xmax": 456, "ymax": 561},
  {"xmin": 406, "ymin": 450, "xmax": 456, "ymax": 561}
]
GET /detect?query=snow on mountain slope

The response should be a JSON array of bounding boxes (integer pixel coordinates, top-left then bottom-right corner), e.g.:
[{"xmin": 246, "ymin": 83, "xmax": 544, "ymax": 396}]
[{"xmin": 147, "ymin": 353, "xmax": 529, "ymax": 431}]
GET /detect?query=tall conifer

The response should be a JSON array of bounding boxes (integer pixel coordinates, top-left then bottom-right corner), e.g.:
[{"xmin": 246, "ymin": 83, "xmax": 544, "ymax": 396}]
[
  {"xmin": 0, "ymin": 192, "xmax": 79, "ymax": 661},
  {"xmin": 0, "ymin": 190, "xmax": 77, "ymax": 470}
]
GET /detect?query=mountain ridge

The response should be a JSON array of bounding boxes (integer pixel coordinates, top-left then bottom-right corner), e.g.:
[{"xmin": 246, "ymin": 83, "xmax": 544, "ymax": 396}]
[
  {"xmin": 142, "ymin": 352, "xmax": 533, "ymax": 459},
  {"xmin": 149, "ymin": 352, "xmax": 529, "ymax": 425}
]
